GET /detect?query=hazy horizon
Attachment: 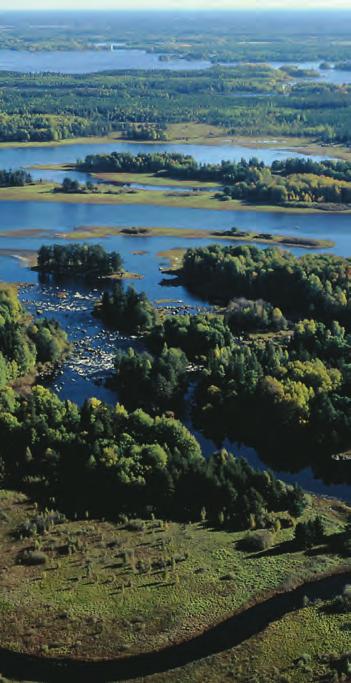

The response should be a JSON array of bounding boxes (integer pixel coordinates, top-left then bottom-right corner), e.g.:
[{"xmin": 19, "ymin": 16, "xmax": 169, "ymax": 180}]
[{"xmin": 1, "ymin": 1, "xmax": 351, "ymax": 12}]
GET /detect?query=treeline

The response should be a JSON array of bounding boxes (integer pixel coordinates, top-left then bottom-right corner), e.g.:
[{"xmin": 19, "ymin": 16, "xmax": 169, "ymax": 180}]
[
  {"xmin": 271, "ymin": 158, "xmax": 351, "ymax": 182},
  {"xmin": 0, "ymin": 170, "xmax": 32, "ymax": 187},
  {"xmin": 223, "ymin": 157, "xmax": 351, "ymax": 205},
  {"xmin": 78, "ymin": 151, "xmax": 269, "ymax": 185},
  {"xmin": 0, "ymin": 384, "xmax": 305, "ymax": 526},
  {"xmin": 223, "ymin": 173, "xmax": 351, "ymax": 206},
  {"xmin": 37, "ymin": 244, "xmax": 123, "ymax": 279},
  {"xmin": 79, "ymin": 152, "xmax": 351, "ymax": 206},
  {"xmin": 0, "ymin": 113, "xmax": 111, "ymax": 144},
  {"xmin": 79, "ymin": 151, "xmax": 230, "ymax": 179},
  {"xmin": 0, "ymin": 285, "xmax": 69, "ymax": 387},
  {"xmin": 182, "ymin": 245, "xmax": 351, "ymax": 327},
  {"xmin": 122, "ymin": 124, "xmax": 168, "ymax": 141}
]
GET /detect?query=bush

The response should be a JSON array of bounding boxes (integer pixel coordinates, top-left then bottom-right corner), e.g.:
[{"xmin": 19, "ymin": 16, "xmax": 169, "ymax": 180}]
[
  {"xmin": 125, "ymin": 520, "xmax": 146, "ymax": 532},
  {"xmin": 294, "ymin": 516, "xmax": 326, "ymax": 549},
  {"xmin": 221, "ymin": 572, "xmax": 236, "ymax": 581},
  {"xmin": 16, "ymin": 511, "xmax": 66, "ymax": 539},
  {"xmin": 17, "ymin": 549, "xmax": 48, "ymax": 566},
  {"xmin": 333, "ymin": 585, "xmax": 351, "ymax": 612},
  {"xmin": 238, "ymin": 530, "xmax": 275, "ymax": 552}
]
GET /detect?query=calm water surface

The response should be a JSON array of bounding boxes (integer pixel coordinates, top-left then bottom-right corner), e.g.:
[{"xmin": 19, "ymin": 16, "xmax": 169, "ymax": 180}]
[
  {"xmin": 0, "ymin": 48, "xmax": 212, "ymax": 73},
  {"xmin": 0, "ymin": 140, "xmax": 333, "ymax": 173},
  {"xmin": 0, "ymin": 49, "xmax": 350, "ymax": 86},
  {"xmin": 0, "ymin": 200, "xmax": 350, "ymax": 254}
]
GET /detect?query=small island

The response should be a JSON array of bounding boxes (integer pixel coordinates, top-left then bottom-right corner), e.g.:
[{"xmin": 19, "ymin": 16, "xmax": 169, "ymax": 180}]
[{"xmin": 34, "ymin": 243, "xmax": 123, "ymax": 280}]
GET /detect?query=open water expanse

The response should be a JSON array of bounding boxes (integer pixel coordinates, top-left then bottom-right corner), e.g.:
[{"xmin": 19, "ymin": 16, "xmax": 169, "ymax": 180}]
[
  {"xmin": 0, "ymin": 49, "xmax": 350, "ymax": 85},
  {"xmin": 0, "ymin": 139, "xmax": 334, "ymax": 172}
]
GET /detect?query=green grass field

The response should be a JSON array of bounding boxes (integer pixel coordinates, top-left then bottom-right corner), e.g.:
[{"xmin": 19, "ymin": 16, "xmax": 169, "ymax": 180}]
[
  {"xmin": 0, "ymin": 489, "xmax": 350, "ymax": 671},
  {"xmin": 92, "ymin": 171, "xmax": 219, "ymax": 189}
]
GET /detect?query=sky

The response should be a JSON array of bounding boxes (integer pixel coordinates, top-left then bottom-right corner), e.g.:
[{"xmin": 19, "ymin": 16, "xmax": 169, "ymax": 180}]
[{"xmin": 2, "ymin": 0, "xmax": 351, "ymax": 10}]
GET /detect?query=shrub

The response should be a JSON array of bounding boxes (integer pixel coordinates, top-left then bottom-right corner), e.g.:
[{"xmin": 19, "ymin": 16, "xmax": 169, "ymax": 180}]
[
  {"xmin": 221, "ymin": 572, "xmax": 235, "ymax": 581},
  {"xmin": 294, "ymin": 516, "xmax": 326, "ymax": 549},
  {"xmin": 16, "ymin": 511, "xmax": 66, "ymax": 539},
  {"xmin": 238, "ymin": 530, "xmax": 275, "ymax": 552},
  {"xmin": 17, "ymin": 549, "xmax": 48, "ymax": 566},
  {"xmin": 125, "ymin": 520, "xmax": 146, "ymax": 532},
  {"xmin": 334, "ymin": 585, "xmax": 351, "ymax": 612}
]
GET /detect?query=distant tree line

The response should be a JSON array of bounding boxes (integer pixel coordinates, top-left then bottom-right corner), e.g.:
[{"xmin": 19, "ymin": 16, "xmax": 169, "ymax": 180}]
[
  {"xmin": 0, "ymin": 169, "xmax": 32, "ymax": 187},
  {"xmin": 122, "ymin": 123, "xmax": 168, "ymax": 141}
]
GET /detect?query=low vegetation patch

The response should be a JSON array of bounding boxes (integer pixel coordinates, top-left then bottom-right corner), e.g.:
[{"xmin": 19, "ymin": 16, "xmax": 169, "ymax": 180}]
[{"xmin": 0, "ymin": 490, "xmax": 349, "ymax": 662}]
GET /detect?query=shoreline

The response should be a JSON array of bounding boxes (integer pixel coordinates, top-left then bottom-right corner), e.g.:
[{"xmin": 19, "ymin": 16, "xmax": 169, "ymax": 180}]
[{"xmin": 0, "ymin": 127, "xmax": 349, "ymax": 162}]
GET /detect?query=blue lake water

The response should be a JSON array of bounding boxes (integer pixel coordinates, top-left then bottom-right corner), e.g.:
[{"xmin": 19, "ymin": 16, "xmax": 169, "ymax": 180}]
[
  {"xmin": 0, "ymin": 49, "xmax": 350, "ymax": 87},
  {"xmin": 0, "ymin": 48, "xmax": 212, "ymax": 73},
  {"xmin": 0, "ymin": 200, "xmax": 349, "ymax": 254},
  {"xmin": 0, "ymin": 140, "xmax": 334, "ymax": 174}
]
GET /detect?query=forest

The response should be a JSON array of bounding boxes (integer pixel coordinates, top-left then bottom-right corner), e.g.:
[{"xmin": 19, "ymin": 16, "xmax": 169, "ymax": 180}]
[
  {"xmin": 0, "ymin": 383, "xmax": 305, "ymax": 526},
  {"xmin": 0, "ymin": 170, "xmax": 32, "ymax": 187},
  {"xmin": 0, "ymin": 258, "xmax": 305, "ymax": 530},
  {"xmin": 90, "ymin": 247, "xmax": 351, "ymax": 465},
  {"xmin": 98, "ymin": 281, "xmax": 157, "ymax": 333},
  {"xmin": 0, "ymin": 67, "xmax": 351, "ymax": 145},
  {"xmin": 181, "ymin": 245, "xmax": 351, "ymax": 324},
  {"xmin": 0, "ymin": 11, "xmax": 351, "ymax": 682}
]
